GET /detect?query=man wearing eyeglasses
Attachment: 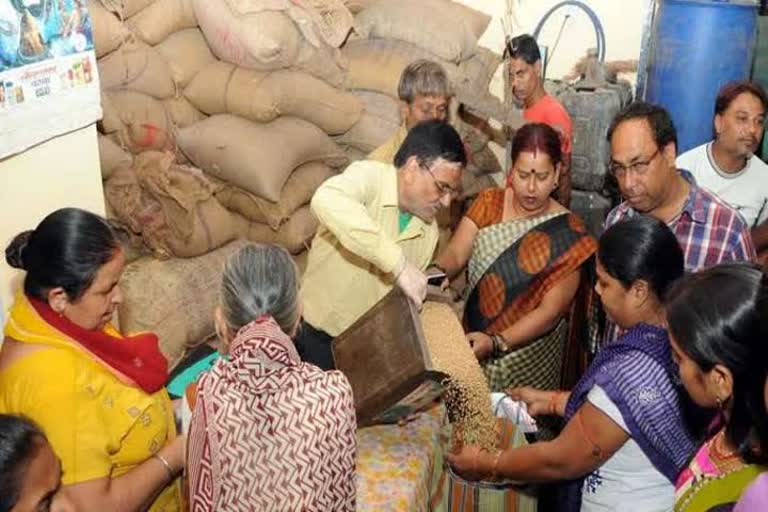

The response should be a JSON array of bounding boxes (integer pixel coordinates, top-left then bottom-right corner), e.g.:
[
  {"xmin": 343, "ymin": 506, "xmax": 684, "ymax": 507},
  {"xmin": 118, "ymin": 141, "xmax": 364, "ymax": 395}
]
[
  {"xmin": 602, "ymin": 102, "xmax": 755, "ymax": 343},
  {"xmin": 296, "ymin": 121, "xmax": 466, "ymax": 369}
]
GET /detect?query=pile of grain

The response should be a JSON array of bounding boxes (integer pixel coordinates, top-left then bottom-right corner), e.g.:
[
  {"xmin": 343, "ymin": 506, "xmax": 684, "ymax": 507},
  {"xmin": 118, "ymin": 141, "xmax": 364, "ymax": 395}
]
[{"xmin": 420, "ymin": 302, "xmax": 497, "ymax": 451}]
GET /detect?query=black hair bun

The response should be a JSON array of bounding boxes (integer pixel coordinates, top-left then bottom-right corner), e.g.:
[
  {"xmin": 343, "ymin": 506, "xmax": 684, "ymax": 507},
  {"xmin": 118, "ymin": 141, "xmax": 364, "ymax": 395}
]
[{"xmin": 5, "ymin": 230, "xmax": 33, "ymax": 270}]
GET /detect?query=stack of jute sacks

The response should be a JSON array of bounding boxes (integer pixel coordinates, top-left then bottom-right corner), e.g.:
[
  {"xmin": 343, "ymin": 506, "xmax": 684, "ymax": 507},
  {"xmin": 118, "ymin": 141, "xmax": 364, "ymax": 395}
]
[
  {"xmin": 94, "ymin": 0, "xmax": 356, "ymax": 262},
  {"xmin": 333, "ymin": 0, "xmax": 515, "ymax": 255},
  {"xmin": 335, "ymin": 0, "xmax": 507, "ymax": 193},
  {"xmin": 92, "ymin": 0, "xmax": 357, "ymax": 365},
  {"xmin": 90, "ymin": 0, "xmax": 505, "ymax": 366}
]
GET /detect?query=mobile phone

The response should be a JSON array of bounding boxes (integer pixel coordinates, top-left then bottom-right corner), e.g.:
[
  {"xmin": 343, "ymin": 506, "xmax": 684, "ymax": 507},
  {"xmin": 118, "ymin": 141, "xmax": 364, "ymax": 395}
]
[{"xmin": 427, "ymin": 272, "xmax": 447, "ymax": 285}]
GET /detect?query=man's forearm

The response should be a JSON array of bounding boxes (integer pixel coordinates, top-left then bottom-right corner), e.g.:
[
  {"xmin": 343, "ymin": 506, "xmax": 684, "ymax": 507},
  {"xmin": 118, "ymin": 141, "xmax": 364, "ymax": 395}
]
[{"xmin": 556, "ymin": 155, "xmax": 572, "ymax": 208}]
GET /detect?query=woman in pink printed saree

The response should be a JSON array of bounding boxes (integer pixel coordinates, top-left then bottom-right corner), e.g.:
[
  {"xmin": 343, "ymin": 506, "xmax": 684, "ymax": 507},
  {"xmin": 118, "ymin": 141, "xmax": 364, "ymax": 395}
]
[{"xmin": 187, "ymin": 244, "xmax": 357, "ymax": 511}]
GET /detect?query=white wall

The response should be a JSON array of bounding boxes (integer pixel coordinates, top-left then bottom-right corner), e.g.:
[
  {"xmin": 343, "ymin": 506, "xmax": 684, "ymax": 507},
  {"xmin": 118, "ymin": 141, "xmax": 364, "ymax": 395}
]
[{"xmin": 0, "ymin": 124, "xmax": 105, "ymax": 320}]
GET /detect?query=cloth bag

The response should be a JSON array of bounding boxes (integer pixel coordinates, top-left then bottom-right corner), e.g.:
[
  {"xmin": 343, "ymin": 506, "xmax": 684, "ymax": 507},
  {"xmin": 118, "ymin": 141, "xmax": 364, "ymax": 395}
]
[{"xmin": 430, "ymin": 418, "xmax": 538, "ymax": 512}]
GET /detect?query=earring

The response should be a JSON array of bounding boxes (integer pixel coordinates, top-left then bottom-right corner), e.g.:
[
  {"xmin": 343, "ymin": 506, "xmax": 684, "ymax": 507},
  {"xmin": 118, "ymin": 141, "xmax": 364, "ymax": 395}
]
[{"xmin": 715, "ymin": 396, "xmax": 723, "ymax": 409}]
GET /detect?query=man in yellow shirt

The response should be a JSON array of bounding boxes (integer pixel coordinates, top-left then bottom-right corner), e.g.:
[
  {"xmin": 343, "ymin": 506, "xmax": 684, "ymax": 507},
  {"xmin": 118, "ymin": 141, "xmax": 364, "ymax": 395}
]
[
  {"xmin": 297, "ymin": 121, "xmax": 466, "ymax": 369},
  {"xmin": 369, "ymin": 60, "xmax": 452, "ymax": 164}
]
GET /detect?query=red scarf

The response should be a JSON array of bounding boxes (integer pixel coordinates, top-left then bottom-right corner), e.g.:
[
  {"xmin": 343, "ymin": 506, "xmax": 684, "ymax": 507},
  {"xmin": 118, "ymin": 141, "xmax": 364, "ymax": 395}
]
[{"xmin": 28, "ymin": 296, "xmax": 168, "ymax": 393}]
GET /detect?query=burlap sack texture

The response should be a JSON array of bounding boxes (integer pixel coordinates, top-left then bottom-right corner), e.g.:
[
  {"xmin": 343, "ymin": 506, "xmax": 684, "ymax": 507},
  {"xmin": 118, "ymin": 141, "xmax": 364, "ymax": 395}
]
[
  {"xmin": 90, "ymin": 0, "xmax": 506, "ymax": 355},
  {"xmin": 101, "ymin": 90, "xmax": 175, "ymax": 153},
  {"xmin": 177, "ymin": 114, "xmax": 347, "ymax": 202},
  {"xmin": 118, "ymin": 239, "xmax": 249, "ymax": 367},
  {"xmin": 184, "ymin": 61, "xmax": 363, "ymax": 134},
  {"xmin": 353, "ymin": 0, "xmax": 490, "ymax": 63},
  {"xmin": 192, "ymin": 0, "xmax": 351, "ymax": 86},
  {"xmin": 104, "ymin": 151, "xmax": 242, "ymax": 259},
  {"xmin": 334, "ymin": 90, "xmax": 400, "ymax": 153},
  {"xmin": 154, "ymin": 28, "xmax": 216, "ymax": 88},
  {"xmin": 213, "ymin": 161, "xmax": 338, "ymax": 229},
  {"xmin": 98, "ymin": 135, "xmax": 133, "ymax": 180}
]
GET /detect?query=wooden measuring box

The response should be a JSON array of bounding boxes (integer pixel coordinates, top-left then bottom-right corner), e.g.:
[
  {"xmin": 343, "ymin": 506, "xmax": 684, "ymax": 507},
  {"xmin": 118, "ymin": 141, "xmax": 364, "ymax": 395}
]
[{"xmin": 332, "ymin": 288, "xmax": 448, "ymax": 426}]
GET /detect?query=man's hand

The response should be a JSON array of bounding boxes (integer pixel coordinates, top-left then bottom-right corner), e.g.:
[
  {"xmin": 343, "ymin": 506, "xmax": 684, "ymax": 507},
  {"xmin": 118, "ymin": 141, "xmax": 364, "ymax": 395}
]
[{"xmin": 396, "ymin": 260, "xmax": 428, "ymax": 308}]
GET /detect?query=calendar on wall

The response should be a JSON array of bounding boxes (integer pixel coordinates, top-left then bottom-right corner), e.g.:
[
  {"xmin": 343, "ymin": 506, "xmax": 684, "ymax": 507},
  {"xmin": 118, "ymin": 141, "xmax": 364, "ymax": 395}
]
[{"xmin": 0, "ymin": 0, "xmax": 101, "ymax": 158}]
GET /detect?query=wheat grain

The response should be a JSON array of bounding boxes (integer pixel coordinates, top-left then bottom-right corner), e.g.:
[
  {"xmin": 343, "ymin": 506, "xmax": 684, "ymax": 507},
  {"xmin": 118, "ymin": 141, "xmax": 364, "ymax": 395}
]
[{"xmin": 420, "ymin": 302, "xmax": 498, "ymax": 451}]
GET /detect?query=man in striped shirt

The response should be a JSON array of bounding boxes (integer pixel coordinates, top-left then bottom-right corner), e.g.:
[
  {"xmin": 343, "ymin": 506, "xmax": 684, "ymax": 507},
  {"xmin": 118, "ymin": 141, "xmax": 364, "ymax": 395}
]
[{"xmin": 602, "ymin": 102, "xmax": 755, "ymax": 342}]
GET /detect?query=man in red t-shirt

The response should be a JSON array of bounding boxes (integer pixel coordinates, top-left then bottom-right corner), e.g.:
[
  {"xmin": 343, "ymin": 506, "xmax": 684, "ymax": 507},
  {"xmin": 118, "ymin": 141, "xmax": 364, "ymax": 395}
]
[{"xmin": 506, "ymin": 34, "xmax": 573, "ymax": 207}]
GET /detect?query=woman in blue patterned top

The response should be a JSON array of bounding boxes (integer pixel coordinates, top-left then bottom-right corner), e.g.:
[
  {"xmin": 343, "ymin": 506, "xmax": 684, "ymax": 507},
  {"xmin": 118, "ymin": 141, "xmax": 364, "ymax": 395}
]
[{"xmin": 448, "ymin": 215, "xmax": 697, "ymax": 512}]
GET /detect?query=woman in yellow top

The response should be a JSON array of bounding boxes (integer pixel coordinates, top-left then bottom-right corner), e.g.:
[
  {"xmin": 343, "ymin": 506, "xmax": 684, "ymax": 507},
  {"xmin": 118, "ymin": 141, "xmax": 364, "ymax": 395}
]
[{"xmin": 0, "ymin": 208, "xmax": 183, "ymax": 511}]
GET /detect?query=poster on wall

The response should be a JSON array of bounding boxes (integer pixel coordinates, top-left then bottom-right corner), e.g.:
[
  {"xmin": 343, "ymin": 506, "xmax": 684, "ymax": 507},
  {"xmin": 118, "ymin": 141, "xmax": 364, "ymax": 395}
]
[{"xmin": 0, "ymin": 0, "xmax": 101, "ymax": 159}]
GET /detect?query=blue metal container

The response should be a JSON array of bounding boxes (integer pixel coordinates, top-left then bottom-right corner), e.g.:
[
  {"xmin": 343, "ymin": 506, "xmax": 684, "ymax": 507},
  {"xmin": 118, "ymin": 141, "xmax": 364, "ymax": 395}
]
[{"xmin": 645, "ymin": 0, "xmax": 759, "ymax": 153}]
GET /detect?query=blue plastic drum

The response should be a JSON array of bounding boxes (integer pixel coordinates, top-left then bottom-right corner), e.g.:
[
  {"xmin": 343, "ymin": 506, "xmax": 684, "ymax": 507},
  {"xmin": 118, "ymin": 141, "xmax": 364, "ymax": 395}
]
[{"xmin": 645, "ymin": 0, "xmax": 759, "ymax": 153}]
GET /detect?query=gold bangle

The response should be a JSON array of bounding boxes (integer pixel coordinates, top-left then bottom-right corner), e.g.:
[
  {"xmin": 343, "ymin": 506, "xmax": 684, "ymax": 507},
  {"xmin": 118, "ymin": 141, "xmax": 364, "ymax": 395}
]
[
  {"xmin": 153, "ymin": 453, "xmax": 175, "ymax": 482},
  {"xmin": 491, "ymin": 449, "xmax": 503, "ymax": 480}
]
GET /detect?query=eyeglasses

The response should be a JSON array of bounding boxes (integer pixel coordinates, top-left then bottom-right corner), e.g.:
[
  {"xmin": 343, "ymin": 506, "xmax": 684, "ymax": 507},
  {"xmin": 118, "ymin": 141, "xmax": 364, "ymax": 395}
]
[
  {"xmin": 422, "ymin": 165, "xmax": 459, "ymax": 199},
  {"xmin": 608, "ymin": 149, "xmax": 660, "ymax": 177}
]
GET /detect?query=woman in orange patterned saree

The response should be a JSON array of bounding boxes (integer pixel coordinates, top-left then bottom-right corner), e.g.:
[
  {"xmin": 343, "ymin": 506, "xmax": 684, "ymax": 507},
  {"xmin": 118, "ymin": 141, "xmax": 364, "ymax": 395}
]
[{"xmin": 435, "ymin": 123, "xmax": 596, "ymax": 392}]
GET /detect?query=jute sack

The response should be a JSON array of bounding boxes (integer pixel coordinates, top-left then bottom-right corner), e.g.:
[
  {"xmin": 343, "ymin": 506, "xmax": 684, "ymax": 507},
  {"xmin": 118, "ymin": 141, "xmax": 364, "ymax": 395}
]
[
  {"xmin": 457, "ymin": 46, "xmax": 501, "ymax": 99},
  {"xmin": 105, "ymin": 151, "xmax": 241, "ymax": 258},
  {"xmin": 105, "ymin": 164, "xmax": 174, "ymax": 258},
  {"xmin": 342, "ymin": 39, "xmax": 405, "ymax": 98},
  {"xmin": 163, "ymin": 96, "xmax": 206, "ymax": 128},
  {"xmin": 342, "ymin": 0, "xmax": 372, "ymax": 13},
  {"xmin": 292, "ymin": 39, "xmax": 347, "ymax": 88},
  {"xmin": 340, "ymin": 144, "xmax": 367, "ymax": 163},
  {"xmin": 99, "ymin": 90, "xmax": 122, "ymax": 134},
  {"xmin": 193, "ymin": 0, "xmax": 348, "ymax": 86},
  {"xmin": 468, "ymin": 144, "xmax": 503, "ymax": 177},
  {"xmin": 100, "ymin": 0, "xmax": 156, "ymax": 19},
  {"xmin": 194, "ymin": 5, "xmax": 300, "ymax": 70},
  {"xmin": 333, "ymin": 90, "xmax": 400, "ymax": 152},
  {"xmin": 214, "ymin": 161, "xmax": 337, "ymax": 228},
  {"xmin": 452, "ymin": 114, "xmax": 502, "ymax": 177},
  {"xmin": 127, "ymin": 0, "xmax": 197, "ymax": 45},
  {"xmin": 105, "ymin": 90, "xmax": 174, "ymax": 153},
  {"xmin": 292, "ymin": 250, "xmax": 309, "ymax": 276},
  {"xmin": 253, "ymin": 69, "xmax": 361, "ymax": 134},
  {"xmin": 461, "ymin": 171, "xmax": 498, "ymax": 200},
  {"xmin": 353, "ymin": 0, "xmax": 490, "ymax": 63},
  {"xmin": 118, "ymin": 239, "xmax": 248, "ymax": 368},
  {"xmin": 164, "ymin": 196, "xmax": 246, "ymax": 258},
  {"xmin": 181, "ymin": 60, "xmax": 233, "ymax": 114},
  {"xmin": 98, "ymin": 40, "xmax": 176, "ymax": 99},
  {"xmin": 98, "ymin": 134, "xmax": 133, "ymax": 180},
  {"xmin": 154, "ymin": 29, "xmax": 216, "ymax": 88},
  {"xmin": 133, "ymin": 152, "xmax": 241, "ymax": 257},
  {"xmin": 342, "ymin": 39, "xmax": 500, "ymax": 101},
  {"xmin": 241, "ymin": 206, "xmax": 318, "ymax": 254},
  {"xmin": 177, "ymin": 115, "xmax": 348, "ymax": 202},
  {"xmin": 194, "ymin": 0, "xmax": 352, "ymax": 53},
  {"xmin": 184, "ymin": 62, "xmax": 362, "ymax": 134},
  {"xmin": 90, "ymin": 0, "xmax": 130, "ymax": 58}
]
